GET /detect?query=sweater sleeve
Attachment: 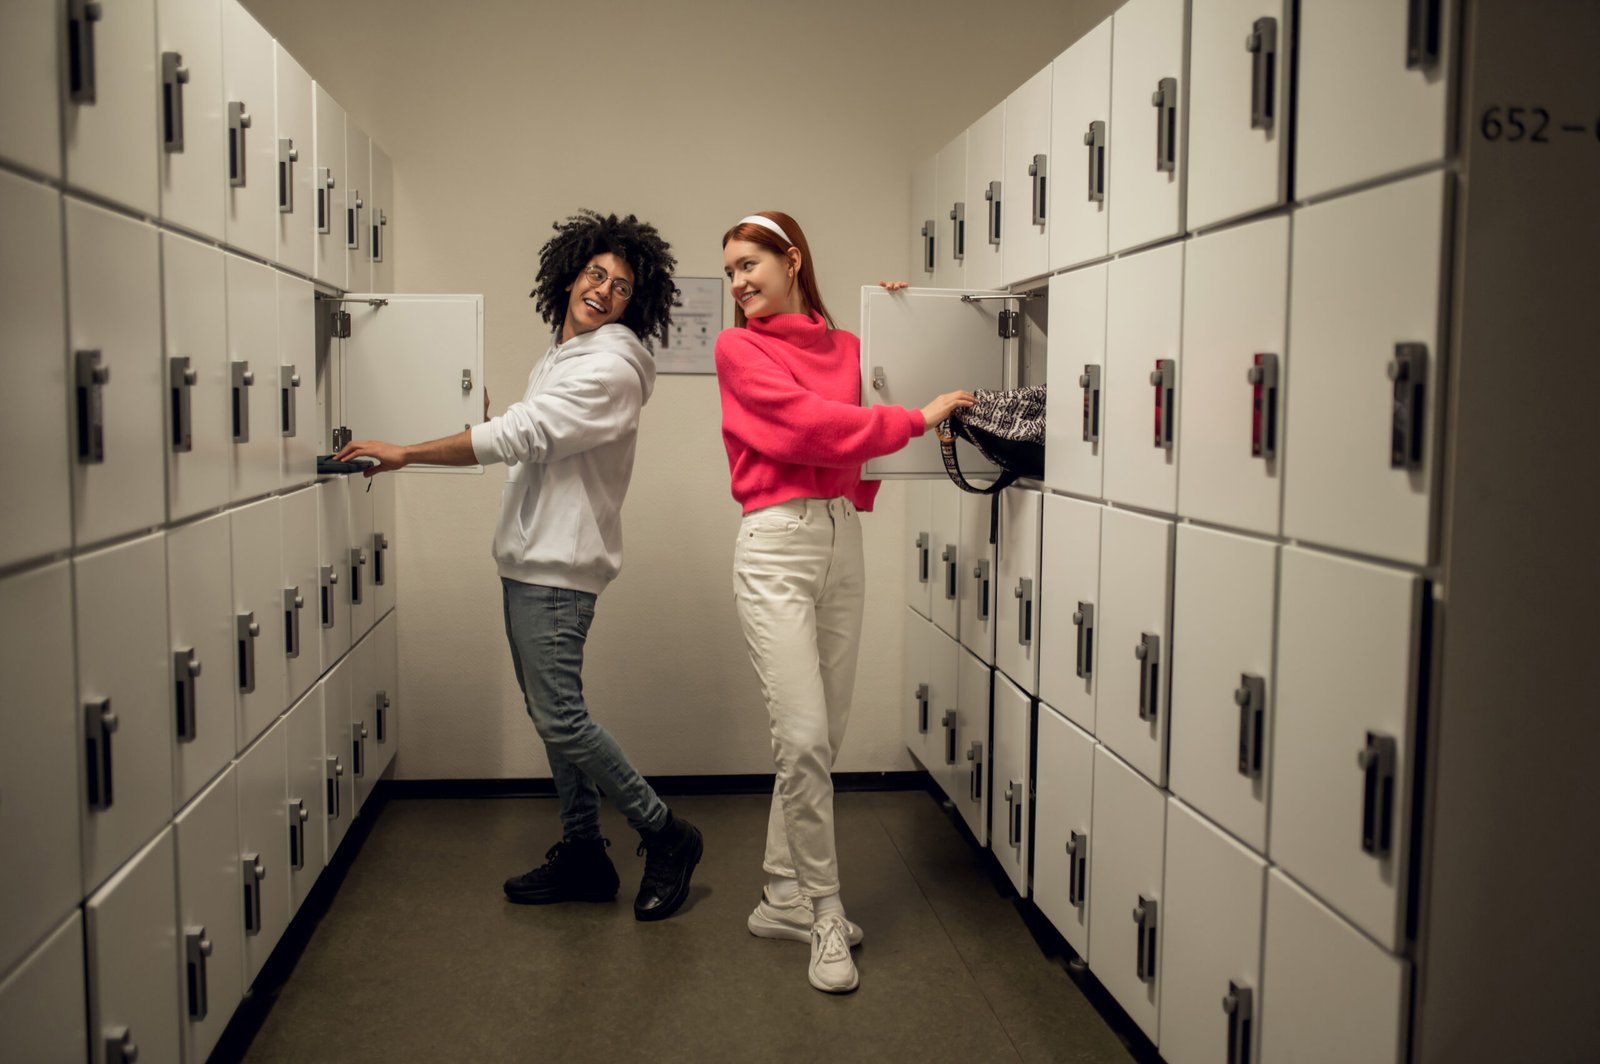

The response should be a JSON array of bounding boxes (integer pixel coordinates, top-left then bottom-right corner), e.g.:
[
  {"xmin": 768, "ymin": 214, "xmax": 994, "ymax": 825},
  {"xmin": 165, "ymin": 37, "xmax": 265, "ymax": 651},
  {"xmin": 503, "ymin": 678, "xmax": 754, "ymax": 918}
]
[
  {"xmin": 715, "ymin": 334, "xmax": 925, "ymax": 470},
  {"xmin": 470, "ymin": 358, "xmax": 642, "ymax": 467}
]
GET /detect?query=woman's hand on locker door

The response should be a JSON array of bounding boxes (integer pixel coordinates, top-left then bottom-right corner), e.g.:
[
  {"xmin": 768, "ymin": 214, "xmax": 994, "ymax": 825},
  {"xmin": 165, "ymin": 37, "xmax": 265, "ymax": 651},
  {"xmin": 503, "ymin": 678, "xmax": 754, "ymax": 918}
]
[
  {"xmin": 483, "ymin": 386, "xmax": 491, "ymax": 422},
  {"xmin": 878, "ymin": 280, "xmax": 909, "ymax": 291},
  {"xmin": 920, "ymin": 390, "xmax": 977, "ymax": 430},
  {"xmin": 335, "ymin": 439, "xmax": 408, "ymax": 476}
]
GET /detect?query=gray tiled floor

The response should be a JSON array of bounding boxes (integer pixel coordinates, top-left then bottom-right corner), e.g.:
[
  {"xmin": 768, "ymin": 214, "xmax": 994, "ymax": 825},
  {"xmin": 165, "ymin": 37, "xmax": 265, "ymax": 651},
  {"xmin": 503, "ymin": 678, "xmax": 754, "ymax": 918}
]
[{"xmin": 238, "ymin": 790, "xmax": 1137, "ymax": 1064}]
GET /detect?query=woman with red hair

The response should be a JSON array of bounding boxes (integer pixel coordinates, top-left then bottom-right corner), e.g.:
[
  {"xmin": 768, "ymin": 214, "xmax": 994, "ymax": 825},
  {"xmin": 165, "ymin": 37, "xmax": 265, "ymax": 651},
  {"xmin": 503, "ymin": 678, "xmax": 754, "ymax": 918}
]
[{"xmin": 715, "ymin": 211, "xmax": 973, "ymax": 993}]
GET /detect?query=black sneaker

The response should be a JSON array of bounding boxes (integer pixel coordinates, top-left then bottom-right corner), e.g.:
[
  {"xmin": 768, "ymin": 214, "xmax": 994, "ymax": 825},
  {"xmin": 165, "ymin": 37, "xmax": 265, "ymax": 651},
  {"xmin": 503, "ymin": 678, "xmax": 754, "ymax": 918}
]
[
  {"xmin": 503, "ymin": 837, "xmax": 620, "ymax": 905},
  {"xmin": 633, "ymin": 814, "xmax": 703, "ymax": 921}
]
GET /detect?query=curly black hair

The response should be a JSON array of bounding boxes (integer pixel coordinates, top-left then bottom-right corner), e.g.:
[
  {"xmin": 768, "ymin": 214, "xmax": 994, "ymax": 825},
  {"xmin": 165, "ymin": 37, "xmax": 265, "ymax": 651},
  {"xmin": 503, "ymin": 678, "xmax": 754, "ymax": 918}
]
[{"xmin": 530, "ymin": 210, "xmax": 678, "ymax": 346}]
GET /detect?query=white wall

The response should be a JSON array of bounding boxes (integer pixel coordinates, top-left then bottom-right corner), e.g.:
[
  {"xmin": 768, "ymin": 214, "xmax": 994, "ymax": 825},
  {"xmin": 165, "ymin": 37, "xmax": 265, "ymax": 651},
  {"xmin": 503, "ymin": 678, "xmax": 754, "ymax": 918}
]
[{"xmin": 248, "ymin": 0, "xmax": 1118, "ymax": 779}]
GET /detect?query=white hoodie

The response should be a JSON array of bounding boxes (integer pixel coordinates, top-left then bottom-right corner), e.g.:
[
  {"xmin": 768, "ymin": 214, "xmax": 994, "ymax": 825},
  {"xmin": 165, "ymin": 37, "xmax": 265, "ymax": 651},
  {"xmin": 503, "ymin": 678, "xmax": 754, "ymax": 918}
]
[{"xmin": 469, "ymin": 323, "xmax": 656, "ymax": 594}]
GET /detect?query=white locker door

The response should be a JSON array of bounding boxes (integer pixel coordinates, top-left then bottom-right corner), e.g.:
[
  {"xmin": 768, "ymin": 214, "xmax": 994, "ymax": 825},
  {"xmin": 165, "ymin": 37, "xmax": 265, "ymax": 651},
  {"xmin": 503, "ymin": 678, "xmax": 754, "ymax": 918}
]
[
  {"xmin": 990, "ymin": 673, "xmax": 1032, "ymax": 895},
  {"xmin": 63, "ymin": 0, "xmax": 158, "ymax": 215},
  {"xmin": 344, "ymin": 120, "xmax": 372, "ymax": 291},
  {"xmin": 1283, "ymin": 172, "xmax": 1446, "ymax": 566},
  {"xmin": 1186, "ymin": 0, "xmax": 1293, "ymax": 231},
  {"xmin": 1002, "ymin": 64, "xmax": 1052, "ymax": 285},
  {"xmin": 956, "ymin": 489, "xmax": 996, "ymax": 665},
  {"xmin": 167, "ymin": 513, "xmax": 237, "ymax": 807},
  {"xmin": 274, "ymin": 45, "xmax": 314, "ymax": 277},
  {"xmin": 321, "ymin": 661, "xmax": 354, "ymax": 857},
  {"xmin": 1096, "ymin": 508, "xmax": 1174, "ymax": 786},
  {"xmin": 1043, "ymin": 263, "xmax": 1107, "ymax": 498},
  {"xmin": 858, "ymin": 287, "xmax": 1004, "ymax": 479},
  {"xmin": 904, "ymin": 479, "xmax": 933, "ymax": 618},
  {"xmin": 1109, "ymin": 0, "xmax": 1188, "ymax": 254},
  {"xmin": 994, "ymin": 488, "xmax": 1042, "ymax": 694},
  {"xmin": 76, "ymin": 534, "xmax": 172, "ymax": 893},
  {"xmin": 910, "ymin": 155, "xmax": 938, "ymax": 285},
  {"xmin": 1038, "ymin": 496, "xmax": 1101, "ymax": 734},
  {"xmin": 928, "ymin": 625, "xmax": 962, "ymax": 806},
  {"xmin": 1296, "ymin": 0, "xmax": 1453, "ymax": 201},
  {"xmin": 1169, "ymin": 526, "xmax": 1276, "ymax": 853},
  {"xmin": 346, "ymin": 472, "xmax": 377, "ymax": 640},
  {"xmin": 173, "ymin": 767, "xmax": 243, "ymax": 1064},
  {"xmin": 285, "ymin": 686, "xmax": 328, "ymax": 909},
  {"xmin": 928, "ymin": 482, "xmax": 961, "ymax": 641},
  {"xmin": 231, "ymin": 497, "xmax": 288, "ymax": 749},
  {"xmin": 226, "ymin": 254, "xmax": 282, "ymax": 502},
  {"xmin": 311, "ymin": 84, "xmax": 346, "ymax": 290},
  {"xmin": 1160, "ymin": 798, "xmax": 1266, "ymax": 1064},
  {"xmin": 220, "ymin": 0, "xmax": 276, "ymax": 261},
  {"xmin": 156, "ymin": 0, "xmax": 225, "ymax": 241},
  {"xmin": 164, "ymin": 232, "xmax": 232, "ymax": 522},
  {"xmin": 369, "ymin": 141, "xmax": 394, "ymax": 292},
  {"xmin": 1104, "ymin": 242, "xmax": 1183, "ymax": 513},
  {"xmin": 0, "ymin": 913, "xmax": 87, "ymax": 1064},
  {"xmin": 0, "ymin": 173, "xmax": 70, "ymax": 569},
  {"xmin": 1048, "ymin": 16, "xmax": 1112, "ymax": 271},
  {"xmin": 371, "ymin": 470, "xmax": 398, "ymax": 619},
  {"xmin": 278, "ymin": 273, "xmax": 317, "ymax": 490},
  {"xmin": 904, "ymin": 608, "xmax": 932, "ymax": 763},
  {"xmin": 1089, "ymin": 744, "xmax": 1167, "ymax": 1040},
  {"xmin": 85, "ymin": 827, "xmax": 181, "ymax": 1064},
  {"xmin": 317, "ymin": 479, "xmax": 353, "ymax": 666},
  {"xmin": 963, "ymin": 102, "xmax": 1006, "ymax": 291},
  {"xmin": 0, "ymin": 562, "xmax": 81, "ymax": 978},
  {"xmin": 0, "ymin": 0, "xmax": 62, "ymax": 178},
  {"xmin": 953, "ymin": 648, "xmax": 991, "ymax": 846},
  {"xmin": 1271, "ymin": 547, "xmax": 1421, "ymax": 951},
  {"xmin": 1260, "ymin": 869, "xmax": 1407, "ymax": 1063},
  {"xmin": 342, "ymin": 295, "xmax": 486, "ymax": 467},
  {"xmin": 933, "ymin": 131, "xmax": 968, "ymax": 290},
  {"xmin": 1176, "ymin": 214, "xmax": 1289, "ymax": 534},
  {"xmin": 1032, "ymin": 705, "xmax": 1094, "ymax": 960},
  {"xmin": 237, "ymin": 718, "xmax": 288, "ymax": 986},
  {"xmin": 371, "ymin": 610, "xmax": 398, "ymax": 777},
  {"xmin": 348, "ymin": 629, "xmax": 378, "ymax": 812},
  {"xmin": 66, "ymin": 198, "xmax": 164, "ymax": 548},
  {"xmin": 281, "ymin": 486, "xmax": 323, "ymax": 705}
]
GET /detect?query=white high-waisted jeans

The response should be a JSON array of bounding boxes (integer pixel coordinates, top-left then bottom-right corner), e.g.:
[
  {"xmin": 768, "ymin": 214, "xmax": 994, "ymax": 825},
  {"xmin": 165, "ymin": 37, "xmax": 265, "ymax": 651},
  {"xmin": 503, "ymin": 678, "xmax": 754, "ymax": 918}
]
[{"xmin": 733, "ymin": 496, "xmax": 865, "ymax": 898}]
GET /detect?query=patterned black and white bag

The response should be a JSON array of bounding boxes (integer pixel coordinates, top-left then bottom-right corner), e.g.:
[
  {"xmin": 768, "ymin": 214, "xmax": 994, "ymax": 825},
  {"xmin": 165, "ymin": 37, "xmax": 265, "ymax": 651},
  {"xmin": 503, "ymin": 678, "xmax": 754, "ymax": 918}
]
[{"xmin": 936, "ymin": 385, "xmax": 1046, "ymax": 495}]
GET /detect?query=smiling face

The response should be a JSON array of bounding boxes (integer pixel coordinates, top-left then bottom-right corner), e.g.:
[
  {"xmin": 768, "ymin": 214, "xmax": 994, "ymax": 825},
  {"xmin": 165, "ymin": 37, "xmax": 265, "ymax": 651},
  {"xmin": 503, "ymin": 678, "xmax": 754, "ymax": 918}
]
[
  {"xmin": 723, "ymin": 239, "xmax": 805, "ymax": 320},
  {"xmin": 561, "ymin": 252, "xmax": 635, "ymax": 341}
]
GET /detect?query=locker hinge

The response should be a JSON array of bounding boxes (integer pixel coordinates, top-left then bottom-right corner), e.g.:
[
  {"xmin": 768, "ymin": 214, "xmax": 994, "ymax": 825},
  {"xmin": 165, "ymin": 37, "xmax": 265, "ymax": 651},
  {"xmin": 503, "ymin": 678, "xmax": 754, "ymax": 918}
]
[
  {"xmin": 331, "ymin": 308, "xmax": 351, "ymax": 338},
  {"xmin": 998, "ymin": 308, "xmax": 1019, "ymax": 339},
  {"xmin": 332, "ymin": 426, "xmax": 352, "ymax": 450}
]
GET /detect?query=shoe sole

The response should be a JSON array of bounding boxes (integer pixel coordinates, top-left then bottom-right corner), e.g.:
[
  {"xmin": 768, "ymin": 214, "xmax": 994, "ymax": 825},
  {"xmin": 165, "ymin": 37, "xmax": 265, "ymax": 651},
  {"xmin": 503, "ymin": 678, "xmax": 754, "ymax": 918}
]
[
  {"xmin": 504, "ymin": 888, "xmax": 618, "ymax": 906},
  {"xmin": 808, "ymin": 967, "xmax": 860, "ymax": 994},
  {"xmin": 748, "ymin": 912, "xmax": 864, "ymax": 947},
  {"xmin": 634, "ymin": 830, "xmax": 704, "ymax": 922}
]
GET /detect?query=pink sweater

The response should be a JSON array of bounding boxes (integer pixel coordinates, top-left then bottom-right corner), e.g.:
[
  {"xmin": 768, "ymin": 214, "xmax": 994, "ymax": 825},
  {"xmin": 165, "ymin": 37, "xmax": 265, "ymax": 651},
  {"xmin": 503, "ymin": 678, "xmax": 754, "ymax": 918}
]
[{"xmin": 714, "ymin": 311, "xmax": 925, "ymax": 514}]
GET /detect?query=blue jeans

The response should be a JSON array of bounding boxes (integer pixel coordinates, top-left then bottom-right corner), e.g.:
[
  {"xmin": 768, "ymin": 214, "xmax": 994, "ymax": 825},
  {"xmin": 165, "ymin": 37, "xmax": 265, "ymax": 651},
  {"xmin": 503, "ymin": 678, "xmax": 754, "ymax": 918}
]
[{"xmin": 501, "ymin": 579, "xmax": 667, "ymax": 840}]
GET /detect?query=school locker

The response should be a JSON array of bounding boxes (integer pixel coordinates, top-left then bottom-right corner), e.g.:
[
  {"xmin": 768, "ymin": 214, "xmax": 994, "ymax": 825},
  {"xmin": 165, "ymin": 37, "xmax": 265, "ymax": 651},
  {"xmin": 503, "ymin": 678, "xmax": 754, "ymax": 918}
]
[
  {"xmin": 1037, "ymin": 496, "xmax": 1101, "ymax": 734},
  {"xmin": 1104, "ymin": 241, "xmax": 1184, "ymax": 514},
  {"xmin": 0, "ymin": 0, "xmax": 63, "ymax": 179},
  {"xmin": 371, "ymin": 610, "xmax": 400, "ymax": 778},
  {"xmin": 348, "ymin": 628, "xmax": 379, "ymax": 812},
  {"xmin": 63, "ymin": 0, "xmax": 159, "ymax": 215},
  {"xmin": 164, "ymin": 233, "xmax": 233, "ymax": 522},
  {"xmin": 312, "ymin": 84, "xmax": 347, "ymax": 289},
  {"xmin": 237, "ymin": 717, "xmax": 289, "ymax": 986},
  {"xmin": 1088, "ymin": 744, "xmax": 1167, "ymax": 1041},
  {"xmin": 275, "ymin": 45, "xmax": 316, "ymax": 277},
  {"xmin": 85, "ymin": 827, "xmax": 181, "ymax": 1064},
  {"xmin": 1002, "ymin": 64, "xmax": 1053, "ymax": 285},
  {"xmin": 905, "ymin": 480, "xmax": 934, "ymax": 619},
  {"xmin": 1095, "ymin": 508, "xmax": 1174, "ymax": 787},
  {"xmin": 1042, "ymin": 263, "xmax": 1108, "ymax": 499},
  {"xmin": 963, "ymin": 102, "xmax": 1006, "ymax": 291},
  {"xmin": 167, "ymin": 513, "xmax": 238, "ymax": 807},
  {"xmin": 956, "ymin": 489, "xmax": 997, "ymax": 664},
  {"xmin": 279, "ymin": 274, "xmax": 318, "ymax": 489},
  {"xmin": 370, "ymin": 142, "xmax": 395, "ymax": 292},
  {"xmin": 0, "ymin": 913, "xmax": 87, "ymax": 1063},
  {"xmin": 371, "ymin": 470, "xmax": 399, "ymax": 619},
  {"xmin": 990, "ymin": 673, "xmax": 1032, "ymax": 895},
  {"xmin": 221, "ymin": 0, "xmax": 278, "ymax": 262},
  {"xmin": 1032, "ymin": 704, "xmax": 1094, "ymax": 960},
  {"xmin": 173, "ymin": 768, "xmax": 244, "ymax": 1064},
  {"xmin": 231, "ymin": 497, "xmax": 288, "ymax": 748},
  {"xmin": 994, "ymin": 488, "xmax": 1042, "ymax": 695},
  {"xmin": 1108, "ymin": 0, "xmax": 1188, "ymax": 253},
  {"xmin": 226, "ymin": 254, "xmax": 282, "ymax": 503},
  {"xmin": 1048, "ymin": 16, "xmax": 1112, "ymax": 271},
  {"xmin": 953, "ymin": 648, "xmax": 991, "ymax": 846},
  {"xmin": 925, "ymin": 621, "xmax": 963, "ymax": 806},
  {"xmin": 321, "ymin": 659, "xmax": 355, "ymax": 859},
  {"xmin": 904, "ymin": 608, "xmax": 933, "ymax": 763},
  {"xmin": 317, "ymin": 479, "xmax": 354, "ymax": 667},
  {"xmin": 933, "ymin": 131, "xmax": 968, "ymax": 290},
  {"xmin": 285, "ymin": 686, "xmax": 329, "ymax": 909},
  {"xmin": 281, "ymin": 486, "xmax": 323, "ymax": 705},
  {"xmin": 346, "ymin": 473, "xmax": 377, "ymax": 640},
  {"xmin": 157, "ymin": 0, "xmax": 226, "ymax": 242},
  {"xmin": 0, "ymin": 172, "xmax": 70, "ymax": 569},
  {"xmin": 911, "ymin": 155, "xmax": 937, "ymax": 283},
  {"xmin": 345, "ymin": 120, "xmax": 372, "ymax": 290},
  {"xmin": 928, "ymin": 482, "xmax": 961, "ymax": 640}
]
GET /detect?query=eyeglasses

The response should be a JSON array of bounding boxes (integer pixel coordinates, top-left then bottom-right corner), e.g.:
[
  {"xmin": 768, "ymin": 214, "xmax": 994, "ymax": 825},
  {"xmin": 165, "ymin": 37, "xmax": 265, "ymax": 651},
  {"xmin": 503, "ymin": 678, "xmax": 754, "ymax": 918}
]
[{"xmin": 578, "ymin": 264, "xmax": 633, "ymax": 302}]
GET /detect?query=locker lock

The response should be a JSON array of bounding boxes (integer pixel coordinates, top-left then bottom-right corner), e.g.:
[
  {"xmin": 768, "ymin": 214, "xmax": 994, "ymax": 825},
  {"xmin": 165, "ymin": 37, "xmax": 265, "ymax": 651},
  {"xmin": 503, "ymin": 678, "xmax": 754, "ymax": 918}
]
[
  {"xmin": 872, "ymin": 366, "xmax": 887, "ymax": 391},
  {"xmin": 462, "ymin": 369, "xmax": 473, "ymax": 393}
]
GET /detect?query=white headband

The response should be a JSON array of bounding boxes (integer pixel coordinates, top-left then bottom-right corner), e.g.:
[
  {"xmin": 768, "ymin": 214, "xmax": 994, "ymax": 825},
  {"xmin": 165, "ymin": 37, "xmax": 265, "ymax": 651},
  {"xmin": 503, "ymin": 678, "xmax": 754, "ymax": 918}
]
[{"xmin": 737, "ymin": 214, "xmax": 793, "ymax": 247}]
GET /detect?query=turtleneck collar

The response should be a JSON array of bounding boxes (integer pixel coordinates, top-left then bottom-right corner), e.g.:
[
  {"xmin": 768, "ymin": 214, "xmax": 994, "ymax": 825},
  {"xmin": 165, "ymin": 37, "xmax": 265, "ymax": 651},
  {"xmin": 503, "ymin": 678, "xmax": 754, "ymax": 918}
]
[{"xmin": 746, "ymin": 310, "xmax": 830, "ymax": 349}]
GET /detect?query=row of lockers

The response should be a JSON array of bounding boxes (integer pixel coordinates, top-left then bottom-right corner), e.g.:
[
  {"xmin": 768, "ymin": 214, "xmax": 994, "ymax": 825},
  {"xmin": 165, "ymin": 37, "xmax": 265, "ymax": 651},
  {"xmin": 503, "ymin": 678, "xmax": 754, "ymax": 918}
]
[
  {"xmin": 911, "ymin": 0, "xmax": 1453, "ymax": 292},
  {"xmin": 0, "ymin": 475, "xmax": 398, "ymax": 997},
  {"xmin": 0, "ymin": 0, "xmax": 394, "ymax": 293},
  {"xmin": 0, "ymin": 613, "xmax": 398, "ymax": 1064}
]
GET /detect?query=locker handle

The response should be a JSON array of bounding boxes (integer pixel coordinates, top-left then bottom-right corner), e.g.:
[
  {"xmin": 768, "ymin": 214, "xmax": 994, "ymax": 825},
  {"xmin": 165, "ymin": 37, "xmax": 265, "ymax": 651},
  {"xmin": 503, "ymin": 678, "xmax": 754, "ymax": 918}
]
[
  {"xmin": 915, "ymin": 682, "xmax": 930, "ymax": 734},
  {"xmin": 1247, "ymin": 18, "xmax": 1278, "ymax": 132},
  {"xmin": 984, "ymin": 182, "xmax": 1002, "ymax": 247},
  {"xmin": 1135, "ymin": 633, "xmax": 1161, "ymax": 723},
  {"xmin": 280, "ymin": 364, "xmax": 302, "ymax": 438},
  {"xmin": 185, "ymin": 927, "xmax": 213, "ymax": 1020},
  {"xmin": 278, "ymin": 138, "xmax": 298, "ymax": 213},
  {"xmin": 1152, "ymin": 77, "xmax": 1178, "ymax": 174},
  {"xmin": 920, "ymin": 219, "xmax": 936, "ymax": 274},
  {"xmin": 352, "ymin": 721, "xmax": 366, "ymax": 778},
  {"xmin": 1223, "ymin": 981, "xmax": 1255, "ymax": 1064},
  {"xmin": 1015, "ymin": 577, "xmax": 1034, "ymax": 646},
  {"xmin": 915, "ymin": 532, "xmax": 930, "ymax": 585},
  {"xmin": 84, "ymin": 698, "xmax": 116, "ymax": 811},
  {"xmin": 1073, "ymin": 601, "xmax": 1095, "ymax": 680},
  {"xmin": 1358, "ymin": 731, "xmax": 1398, "ymax": 857},
  {"xmin": 973, "ymin": 559, "xmax": 992, "ymax": 622},
  {"xmin": 236, "ymin": 611, "xmax": 259, "ymax": 693},
  {"xmin": 1004, "ymin": 780, "xmax": 1022, "ymax": 848},
  {"xmin": 347, "ymin": 190, "xmax": 363, "ymax": 250},
  {"xmin": 949, "ymin": 202, "xmax": 966, "ymax": 262},
  {"xmin": 1078, "ymin": 364, "xmax": 1102, "ymax": 444},
  {"xmin": 374, "ymin": 532, "xmax": 389, "ymax": 586},
  {"xmin": 242, "ymin": 854, "xmax": 265, "ymax": 934},
  {"xmin": 1150, "ymin": 359, "xmax": 1176, "ymax": 449},
  {"xmin": 1406, "ymin": 0, "xmax": 1442, "ymax": 70},
  {"xmin": 1067, "ymin": 830, "xmax": 1088, "ymax": 908},
  {"xmin": 231, "ymin": 361, "xmax": 253, "ymax": 443},
  {"xmin": 942, "ymin": 709, "xmax": 958, "ymax": 765},
  {"xmin": 67, "ymin": 0, "xmax": 103, "ymax": 104},
  {"xmin": 316, "ymin": 168, "xmax": 334, "ymax": 234},
  {"xmin": 75, "ymin": 349, "xmax": 110, "ymax": 464},
  {"xmin": 1028, "ymin": 154, "xmax": 1048, "ymax": 226},
  {"xmin": 288, "ymin": 798, "xmax": 308, "ymax": 871},
  {"xmin": 1235, "ymin": 673, "xmax": 1266, "ymax": 779},
  {"xmin": 350, "ymin": 548, "xmax": 367, "ymax": 605},
  {"xmin": 377, "ymin": 690, "xmax": 390, "ymax": 743},
  {"xmin": 162, "ymin": 52, "xmax": 190, "ymax": 152},
  {"xmin": 967, "ymin": 740, "xmax": 984, "ymax": 801},
  {"xmin": 373, "ymin": 208, "xmax": 387, "ymax": 263},
  {"xmin": 1132, "ymin": 894, "xmax": 1159, "ymax": 983},
  {"xmin": 1388, "ymin": 344, "xmax": 1428, "ymax": 471},
  {"xmin": 174, "ymin": 648, "xmax": 201, "ymax": 743},
  {"xmin": 941, "ymin": 544, "xmax": 958, "ymax": 601},
  {"xmin": 1247, "ymin": 354, "xmax": 1279, "ymax": 460},
  {"xmin": 284, "ymin": 587, "xmax": 303, "ymax": 659},
  {"xmin": 103, "ymin": 1026, "xmax": 137, "ymax": 1064},
  {"xmin": 1084, "ymin": 121, "xmax": 1106, "ymax": 203},
  {"xmin": 320, "ymin": 564, "xmax": 339, "ymax": 628},
  {"xmin": 228, "ymin": 102, "xmax": 251, "ymax": 187},
  {"xmin": 169, "ymin": 356, "xmax": 197, "ymax": 453},
  {"xmin": 327, "ymin": 755, "xmax": 343, "ymax": 819}
]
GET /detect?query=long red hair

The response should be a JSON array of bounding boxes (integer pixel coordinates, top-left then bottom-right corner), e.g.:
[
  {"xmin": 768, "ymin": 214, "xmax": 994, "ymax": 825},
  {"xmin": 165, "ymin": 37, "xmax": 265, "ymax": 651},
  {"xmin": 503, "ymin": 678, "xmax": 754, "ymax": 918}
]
[{"xmin": 721, "ymin": 211, "xmax": 834, "ymax": 329}]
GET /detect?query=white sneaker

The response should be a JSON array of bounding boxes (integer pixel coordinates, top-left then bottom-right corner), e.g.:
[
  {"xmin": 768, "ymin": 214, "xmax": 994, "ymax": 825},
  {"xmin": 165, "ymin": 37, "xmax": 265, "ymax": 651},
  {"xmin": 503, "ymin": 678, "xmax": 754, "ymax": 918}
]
[
  {"xmin": 747, "ymin": 889, "xmax": 863, "ymax": 946},
  {"xmin": 808, "ymin": 913, "xmax": 860, "ymax": 994}
]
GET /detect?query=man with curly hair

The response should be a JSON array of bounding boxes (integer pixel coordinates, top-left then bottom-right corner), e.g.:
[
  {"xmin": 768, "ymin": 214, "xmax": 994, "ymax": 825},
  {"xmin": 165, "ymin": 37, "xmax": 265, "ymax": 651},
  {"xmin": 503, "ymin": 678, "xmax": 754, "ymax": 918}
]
[{"xmin": 335, "ymin": 210, "xmax": 702, "ymax": 921}]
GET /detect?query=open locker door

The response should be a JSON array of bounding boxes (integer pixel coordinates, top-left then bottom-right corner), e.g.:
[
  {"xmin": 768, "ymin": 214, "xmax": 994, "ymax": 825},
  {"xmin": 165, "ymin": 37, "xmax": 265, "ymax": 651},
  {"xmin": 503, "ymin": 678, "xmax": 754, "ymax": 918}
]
[
  {"xmin": 859, "ymin": 286, "xmax": 1008, "ymax": 479},
  {"xmin": 340, "ymin": 294, "xmax": 485, "ymax": 472}
]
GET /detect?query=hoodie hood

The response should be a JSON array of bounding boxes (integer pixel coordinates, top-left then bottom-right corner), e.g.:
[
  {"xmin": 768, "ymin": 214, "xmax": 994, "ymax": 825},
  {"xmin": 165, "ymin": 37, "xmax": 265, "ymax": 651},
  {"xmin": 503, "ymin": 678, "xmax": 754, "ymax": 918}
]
[{"xmin": 553, "ymin": 323, "xmax": 656, "ymax": 404}]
